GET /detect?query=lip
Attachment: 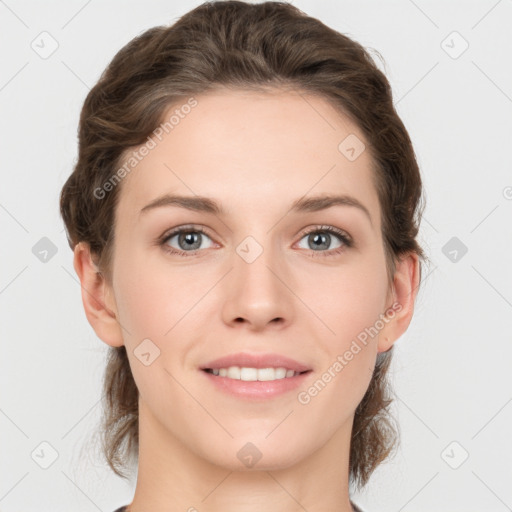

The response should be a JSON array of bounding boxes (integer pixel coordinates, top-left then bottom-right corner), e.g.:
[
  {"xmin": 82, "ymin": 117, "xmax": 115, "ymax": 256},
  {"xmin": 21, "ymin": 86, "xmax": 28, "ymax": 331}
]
[
  {"xmin": 200, "ymin": 367, "xmax": 311, "ymax": 400},
  {"xmin": 199, "ymin": 352, "xmax": 312, "ymax": 400},
  {"xmin": 200, "ymin": 352, "xmax": 312, "ymax": 373}
]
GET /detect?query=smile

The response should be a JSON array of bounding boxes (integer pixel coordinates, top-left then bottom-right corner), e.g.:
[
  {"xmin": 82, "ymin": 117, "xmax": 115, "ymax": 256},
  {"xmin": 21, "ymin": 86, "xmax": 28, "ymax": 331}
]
[{"xmin": 203, "ymin": 366, "xmax": 307, "ymax": 381}]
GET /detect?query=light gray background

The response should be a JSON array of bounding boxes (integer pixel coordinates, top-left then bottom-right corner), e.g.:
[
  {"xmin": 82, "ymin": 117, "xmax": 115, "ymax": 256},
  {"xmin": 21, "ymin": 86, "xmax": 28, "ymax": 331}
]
[{"xmin": 1, "ymin": 1, "xmax": 511, "ymax": 511}]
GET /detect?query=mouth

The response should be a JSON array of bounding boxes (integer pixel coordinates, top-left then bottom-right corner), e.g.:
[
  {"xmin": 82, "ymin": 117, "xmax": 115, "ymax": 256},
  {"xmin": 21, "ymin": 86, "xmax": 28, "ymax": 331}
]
[
  {"xmin": 202, "ymin": 366, "xmax": 311, "ymax": 381},
  {"xmin": 199, "ymin": 352, "xmax": 313, "ymax": 400}
]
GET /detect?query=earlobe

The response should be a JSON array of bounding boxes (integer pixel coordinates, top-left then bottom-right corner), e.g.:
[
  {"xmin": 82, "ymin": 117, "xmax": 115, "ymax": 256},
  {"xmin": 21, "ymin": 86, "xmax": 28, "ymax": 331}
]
[
  {"xmin": 377, "ymin": 252, "xmax": 420, "ymax": 353},
  {"xmin": 73, "ymin": 242, "xmax": 124, "ymax": 347}
]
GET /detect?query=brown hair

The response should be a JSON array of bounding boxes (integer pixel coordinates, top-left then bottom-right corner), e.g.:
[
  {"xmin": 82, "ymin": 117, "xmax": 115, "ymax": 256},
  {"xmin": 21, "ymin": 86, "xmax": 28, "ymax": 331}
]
[{"xmin": 60, "ymin": 0, "xmax": 427, "ymax": 490}]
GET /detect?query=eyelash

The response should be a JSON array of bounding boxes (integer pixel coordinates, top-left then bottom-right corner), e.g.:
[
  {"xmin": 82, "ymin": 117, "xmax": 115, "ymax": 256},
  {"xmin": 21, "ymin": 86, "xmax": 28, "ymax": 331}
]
[{"xmin": 158, "ymin": 224, "xmax": 353, "ymax": 258}]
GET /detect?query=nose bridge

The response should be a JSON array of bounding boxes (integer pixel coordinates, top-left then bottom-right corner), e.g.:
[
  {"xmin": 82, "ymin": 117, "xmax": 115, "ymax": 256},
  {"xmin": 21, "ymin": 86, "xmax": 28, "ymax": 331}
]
[{"xmin": 221, "ymin": 229, "xmax": 294, "ymax": 329}]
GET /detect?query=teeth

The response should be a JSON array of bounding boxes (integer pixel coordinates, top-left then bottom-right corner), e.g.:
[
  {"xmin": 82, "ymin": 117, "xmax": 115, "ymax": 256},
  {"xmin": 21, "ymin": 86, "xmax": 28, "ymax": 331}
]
[{"xmin": 208, "ymin": 366, "xmax": 301, "ymax": 381}]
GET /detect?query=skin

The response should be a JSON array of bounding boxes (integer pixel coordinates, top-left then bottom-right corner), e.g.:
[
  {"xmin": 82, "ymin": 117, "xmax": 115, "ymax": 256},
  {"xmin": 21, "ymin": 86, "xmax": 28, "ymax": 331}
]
[{"xmin": 74, "ymin": 87, "xmax": 419, "ymax": 512}]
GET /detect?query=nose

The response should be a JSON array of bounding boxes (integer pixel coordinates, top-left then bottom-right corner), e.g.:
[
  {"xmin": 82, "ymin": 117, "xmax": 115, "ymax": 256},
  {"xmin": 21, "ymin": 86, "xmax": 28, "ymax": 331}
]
[{"xmin": 221, "ymin": 238, "xmax": 295, "ymax": 332}]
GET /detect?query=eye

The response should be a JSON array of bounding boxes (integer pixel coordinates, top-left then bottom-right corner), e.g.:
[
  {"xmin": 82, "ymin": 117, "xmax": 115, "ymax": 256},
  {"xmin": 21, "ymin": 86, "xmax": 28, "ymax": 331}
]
[
  {"xmin": 160, "ymin": 225, "xmax": 215, "ymax": 256},
  {"xmin": 296, "ymin": 225, "xmax": 353, "ymax": 257},
  {"xmin": 158, "ymin": 224, "xmax": 353, "ymax": 258}
]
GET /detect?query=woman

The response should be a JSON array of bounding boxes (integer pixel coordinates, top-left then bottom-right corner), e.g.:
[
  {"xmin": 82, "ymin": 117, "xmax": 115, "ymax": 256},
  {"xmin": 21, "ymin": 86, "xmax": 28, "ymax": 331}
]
[{"xmin": 60, "ymin": 2, "xmax": 427, "ymax": 511}]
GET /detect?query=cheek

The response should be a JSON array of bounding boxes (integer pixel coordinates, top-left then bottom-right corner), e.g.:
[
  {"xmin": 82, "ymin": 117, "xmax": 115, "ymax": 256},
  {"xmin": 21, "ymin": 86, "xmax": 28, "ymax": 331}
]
[
  {"xmin": 111, "ymin": 255, "xmax": 188, "ymax": 409},
  {"xmin": 311, "ymin": 257, "xmax": 389, "ymax": 346},
  {"xmin": 112, "ymin": 247, "xmax": 191, "ymax": 339},
  {"xmin": 115, "ymin": 273, "xmax": 167, "ymax": 341},
  {"xmin": 305, "ymin": 254, "xmax": 387, "ymax": 402}
]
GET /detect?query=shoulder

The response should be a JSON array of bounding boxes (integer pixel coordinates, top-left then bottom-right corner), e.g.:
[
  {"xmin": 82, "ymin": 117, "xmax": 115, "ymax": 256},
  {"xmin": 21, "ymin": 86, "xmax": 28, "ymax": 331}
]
[
  {"xmin": 351, "ymin": 501, "xmax": 366, "ymax": 512},
  {"xmin": 115, "ymin": 504, "xmax": 364, "ymax": 512}
]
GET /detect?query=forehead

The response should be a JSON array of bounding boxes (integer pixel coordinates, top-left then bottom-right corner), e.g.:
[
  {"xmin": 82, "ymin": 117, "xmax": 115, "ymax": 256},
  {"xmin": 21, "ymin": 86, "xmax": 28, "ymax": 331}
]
[{"xmin": 116, "ymin": 88, "xmax": 380, "ymax": 228}]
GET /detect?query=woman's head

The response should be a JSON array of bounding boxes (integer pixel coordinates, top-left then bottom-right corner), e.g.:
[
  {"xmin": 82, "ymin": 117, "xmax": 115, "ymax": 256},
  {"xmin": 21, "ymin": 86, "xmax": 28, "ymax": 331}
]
[{"xmin": 61, "ymin": 0, "xmax": 426, "ymax": 490}]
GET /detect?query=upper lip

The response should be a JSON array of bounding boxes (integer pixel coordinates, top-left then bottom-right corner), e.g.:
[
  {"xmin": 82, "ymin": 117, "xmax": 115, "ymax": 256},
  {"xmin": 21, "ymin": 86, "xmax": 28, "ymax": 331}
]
[{"xmin": 200, "ymin": 352, "xmax": 312, "ymax": 373}]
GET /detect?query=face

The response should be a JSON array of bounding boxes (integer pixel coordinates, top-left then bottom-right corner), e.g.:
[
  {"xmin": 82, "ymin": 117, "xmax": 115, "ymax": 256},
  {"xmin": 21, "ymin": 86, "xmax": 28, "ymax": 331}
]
[{"xmin": 105, "ymin": 88, "xmax": 396, "ymax": 471}]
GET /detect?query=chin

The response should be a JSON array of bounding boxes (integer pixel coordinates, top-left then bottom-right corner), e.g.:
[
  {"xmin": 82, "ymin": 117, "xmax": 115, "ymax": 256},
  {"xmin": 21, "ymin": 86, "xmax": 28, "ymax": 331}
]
[{"xmin": 199, "ymin": 437, "xmax": 308, "ymax": 472}]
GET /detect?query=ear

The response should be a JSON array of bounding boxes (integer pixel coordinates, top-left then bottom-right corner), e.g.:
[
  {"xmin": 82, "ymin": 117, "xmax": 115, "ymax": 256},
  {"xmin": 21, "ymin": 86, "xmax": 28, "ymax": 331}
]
[
  {"xmin": 73, "ymin": 242, "xmax": 124, "ymax": 347},
  {"xmin": 377, "ymin": 252, "xmax": 421, "ymax": 353}
]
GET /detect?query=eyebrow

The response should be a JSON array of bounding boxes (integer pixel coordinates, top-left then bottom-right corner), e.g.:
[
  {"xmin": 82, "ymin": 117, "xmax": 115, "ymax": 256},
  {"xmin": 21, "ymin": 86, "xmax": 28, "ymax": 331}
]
[{"xmin": 139, "ymin": 193, "xmax": 373, "ymax": 225}]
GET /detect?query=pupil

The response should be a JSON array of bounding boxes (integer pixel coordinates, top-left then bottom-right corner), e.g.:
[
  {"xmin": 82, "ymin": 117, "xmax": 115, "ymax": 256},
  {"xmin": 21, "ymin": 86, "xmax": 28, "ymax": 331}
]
[
  {"xmin": 181, "ymin": 232, "xmax": 200, "ymax": 250},
  {"xmin": 311, "ymin": 232, "xmax": 329, "ymax": 250}
]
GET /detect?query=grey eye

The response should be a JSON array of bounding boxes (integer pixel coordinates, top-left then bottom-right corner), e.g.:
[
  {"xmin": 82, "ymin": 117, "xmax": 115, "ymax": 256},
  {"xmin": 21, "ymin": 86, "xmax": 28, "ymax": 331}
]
[{"xmin": 166, "ymin": 230, "xmax": 214, "ymax": 251}]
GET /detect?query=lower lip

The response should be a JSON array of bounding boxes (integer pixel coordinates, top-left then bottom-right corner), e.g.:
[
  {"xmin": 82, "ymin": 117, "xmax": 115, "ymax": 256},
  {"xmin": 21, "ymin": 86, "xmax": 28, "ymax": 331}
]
[{"xmin": 200, "ymin": 369, "xmax": 311, "ymax": 400}]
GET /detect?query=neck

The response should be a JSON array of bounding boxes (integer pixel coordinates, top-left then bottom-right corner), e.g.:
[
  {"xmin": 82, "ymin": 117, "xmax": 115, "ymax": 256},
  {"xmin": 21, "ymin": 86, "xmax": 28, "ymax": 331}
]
[{"xmin": 127, "ymin": 400, "xmax": 356, "ymax": 512}]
